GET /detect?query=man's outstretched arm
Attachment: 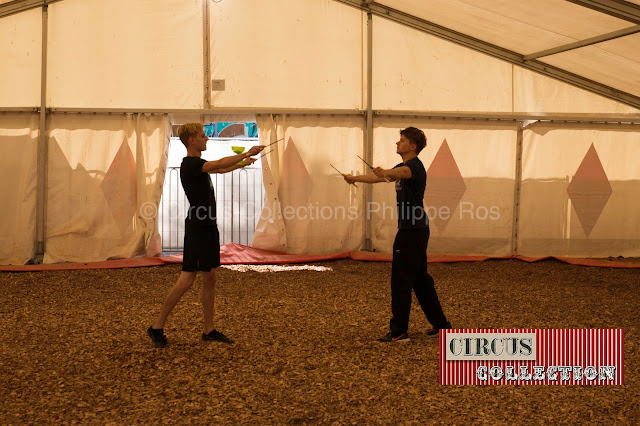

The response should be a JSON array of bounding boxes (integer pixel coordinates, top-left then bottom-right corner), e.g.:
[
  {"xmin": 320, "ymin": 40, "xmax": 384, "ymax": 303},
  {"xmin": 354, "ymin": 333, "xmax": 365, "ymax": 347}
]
[
  {"xmin": 213, "ymin": 157, "xmax": 257, "ymax": 174},
  {"xmin": 342, "ymin": 172, "xmax": 388, "ymax": 184},
  {"xmin": 202, "ymin": 145, "xmax": 264, "ymax": 173},
  {"xmin": 373, "ymin": 166, "xmax": 411, "ymax": 181}
]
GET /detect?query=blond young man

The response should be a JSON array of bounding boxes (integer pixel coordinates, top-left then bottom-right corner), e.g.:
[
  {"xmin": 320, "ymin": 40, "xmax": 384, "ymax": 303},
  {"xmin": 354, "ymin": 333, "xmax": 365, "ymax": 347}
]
[{"xmin": 148, "ymin": 123, "xmax": 264, "ymax": 347}]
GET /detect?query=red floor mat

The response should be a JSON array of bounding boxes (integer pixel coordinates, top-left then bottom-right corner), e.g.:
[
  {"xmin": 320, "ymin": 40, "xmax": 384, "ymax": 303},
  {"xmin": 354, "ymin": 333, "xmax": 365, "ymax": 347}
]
[{"xmin": 2, "ymin": 243, "xmax": 639, "ymax": 271}]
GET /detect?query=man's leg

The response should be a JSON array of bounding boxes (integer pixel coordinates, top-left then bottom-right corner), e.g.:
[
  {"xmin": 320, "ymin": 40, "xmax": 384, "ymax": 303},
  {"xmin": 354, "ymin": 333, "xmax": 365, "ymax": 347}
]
[
  {"xmin": 201, "ymin": 270, "xmax": 216, "ymax": 334},
  {"xmin": 413, "ymin": 261, "xmax": 448, "ymax": 328},
  {"xmin": 152, "ymin": 271, "xmax": 197, "ymax": 329},
  {"xmin": 413, "ymin": 227, "xmax": 449, "ymax": 328},
  {"xmin": 389, "ymin": 230, "xmax": 421, "ymax": 336}
]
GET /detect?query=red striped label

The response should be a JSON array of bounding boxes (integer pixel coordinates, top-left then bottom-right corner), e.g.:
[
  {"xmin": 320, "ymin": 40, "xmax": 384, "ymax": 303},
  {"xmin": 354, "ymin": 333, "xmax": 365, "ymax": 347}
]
[{"xmin": 439, "ymin": 329, "xmax": 624, "ymax": 385}]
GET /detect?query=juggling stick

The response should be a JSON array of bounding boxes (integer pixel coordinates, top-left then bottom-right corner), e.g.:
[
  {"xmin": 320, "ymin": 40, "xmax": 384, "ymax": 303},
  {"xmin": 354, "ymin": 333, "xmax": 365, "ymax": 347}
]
[
  {"xmin": 356, "ymin": 155, "xmax": 392, "ymax": 182},
  {"xmin": 264, "ymin": 137, "xmax": 284, "ymax": 147},
  {"xmin": 330, "ymin": 164, "xmax": 357, "ymax": 187},
  {"xmin": 257, "ymin": 148, "xmax": 274, "ymax": 159}
]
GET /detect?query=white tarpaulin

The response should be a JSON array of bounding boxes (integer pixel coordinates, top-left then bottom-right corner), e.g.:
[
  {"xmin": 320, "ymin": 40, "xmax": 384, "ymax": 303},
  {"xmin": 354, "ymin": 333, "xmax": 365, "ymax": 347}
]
[
  {"xmin": 46, "ymin": 0, "xmax": 204, "ymax": 108},
  {"xmin": 1, "ymin": 0, "xmax": 639, "ymax": 263},
  {"xmin": 371, "ymin": 118, "xmax": 517, "ymax": 256},
  {"xmin": 44, "ymin": 114, "xmax": 170, "ymax": 263},
  {"xmin": 377, "ymin": 0, "xmax": 640, "ymax": 97},
  {"xmin": 513, "ymin": 67, "xmax": 638, "ymax": 115},
  {"xmin": 254, "ymin": 114, "xmax": 364, "ymax": 254},
  {"xmin": 0, "ymin": 113, "xmax": 38, "ymax": 264},
  {"xmin": 210, "ymin": 0, "xmax": 364, "ymax": 109},
  {"xmin": 519, "ymin": 123, "xmax": 640, "ymax": 258},
  {"xmin": 0, "ymin": 8, "xmax": 41, "ymax": 107},
  {"xmin": 373, "ymin": 16, "xmax": 513, "ymax": 112}
]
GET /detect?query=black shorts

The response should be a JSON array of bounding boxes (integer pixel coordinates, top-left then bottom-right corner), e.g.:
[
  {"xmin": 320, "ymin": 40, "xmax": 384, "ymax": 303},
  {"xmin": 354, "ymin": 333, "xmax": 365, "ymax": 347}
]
[{"xmin": 182, "ymin": 225, "xmax": 221, "ymax": 272}]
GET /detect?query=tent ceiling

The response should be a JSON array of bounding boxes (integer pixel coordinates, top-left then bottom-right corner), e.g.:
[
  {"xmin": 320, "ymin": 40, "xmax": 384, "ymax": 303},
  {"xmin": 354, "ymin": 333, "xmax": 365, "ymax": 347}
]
[
  {"xmin": 337, "ymin": 0, "xmax": 640, "ymax": 109},
  {"xmin": 566, "ymin": 0, "xmax": 640, "ymax": 25}
]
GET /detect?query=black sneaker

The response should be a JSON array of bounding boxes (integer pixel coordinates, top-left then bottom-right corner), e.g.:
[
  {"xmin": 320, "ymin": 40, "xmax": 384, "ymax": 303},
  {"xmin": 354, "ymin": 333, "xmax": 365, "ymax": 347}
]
[
  {"xmin": 377, "ymin": 332, "xmax": 410, "ymax": 343},
  {"xmin": 202, "ymin": 329, "xmax": 234, "ymax": 344},
  {"xmin": 147, "ymin": 326, "xmax": 168, "ymax": 348},
  {"xmin": 426, "ymin": 321, "xmax": 452, "ymax": 338}
]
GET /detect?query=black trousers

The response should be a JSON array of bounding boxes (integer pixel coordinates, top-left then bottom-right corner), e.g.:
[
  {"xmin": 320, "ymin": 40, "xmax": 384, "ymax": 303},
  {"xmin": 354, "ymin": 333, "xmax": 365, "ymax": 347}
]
[{"xmin": 389, "ymin": 227, "xmax": 448, "ymax": 336}]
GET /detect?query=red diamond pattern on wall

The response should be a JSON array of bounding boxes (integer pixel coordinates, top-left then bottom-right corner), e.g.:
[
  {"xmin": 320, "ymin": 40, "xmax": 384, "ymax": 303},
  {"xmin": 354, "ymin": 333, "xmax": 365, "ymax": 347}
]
[
  {"xmin": 426, "ymin": 139, "xmax": 466, "ymax": 233},
  {"xmin": 567, "ymin": 143, "xmax": 612, "ymax": 237},
  {"xmin": 101, "ymin": 140, "xmax": 137, "ymax": 235}
]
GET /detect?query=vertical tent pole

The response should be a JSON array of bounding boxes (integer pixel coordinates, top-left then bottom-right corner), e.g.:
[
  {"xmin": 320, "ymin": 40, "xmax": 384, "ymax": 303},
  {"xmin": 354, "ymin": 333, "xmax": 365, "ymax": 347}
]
[
  {"xmin": 35, "ymin": 3, "xmax": 49, "ymax": 261},
  {"xmin": 203, "ymin": 0, "xmax": 211, "ymax": 109},
  {"xmin": 364, "ymin": 11, "xmax": 373, "ymax": 251},
  {"xmin": 511, "ymin": 121, "xmax": 524, "ymax": 255}
]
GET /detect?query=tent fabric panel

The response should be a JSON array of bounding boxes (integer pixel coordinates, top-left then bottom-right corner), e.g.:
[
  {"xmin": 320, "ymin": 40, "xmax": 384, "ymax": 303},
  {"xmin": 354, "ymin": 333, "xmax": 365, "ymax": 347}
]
[
  {"xmin": 372, "ymin": 17, "xmax": 512, "ymax": 112},
  {"xmin": 253, "ymin": 114, "xmax": 364, "ymax": 254},
  {"xmin": 376, "ymin": 0, "xmax": 632, "ymax": 55},
  {"xmin": 46, "ymin": 0, "xmax": 203, "ymax": 108},
  {"xmin": 0, "ymin": 8, "xmax": 41, "ymax": 107},
  {"xmin": 43, "ymin": 113, "xmax": 170, "ymax": 263},
  {"xmin": 371, "ymin": 118, "xmax": 517, "ymax": 256},
  {"xmin": 513, "ymin": 66, "xmax": 640, "ymax": 114},
  {"xmin": 519, "ymin": 123, "xmax": 640, "ymax": 258},
  {"xmin": 541, "ymin": 38, "xmax": 640, "ymax": 97},
  {"xmin": 210, "ymin": 0, "xmax": 364, "ymax": 109},
  {"xmin": 0, "ymin": 113, "xmax": 38, "ymax": 264},
  {"xmin": 253, "ymin": 114, "xmax": 288, "ymax": 253},
  {"xmin": 593, "ymin": 33, "xmax": 640, "ymax": 62}
]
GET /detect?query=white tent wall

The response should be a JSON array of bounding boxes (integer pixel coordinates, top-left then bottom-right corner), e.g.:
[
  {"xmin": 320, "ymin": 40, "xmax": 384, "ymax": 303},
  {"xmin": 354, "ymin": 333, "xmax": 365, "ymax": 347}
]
[
  {"xmin": 253, "ymin": 114, "xmax": 364, "ymax": 254},
  {"xmin": 542, "ymin": 33, "xmax": 640, "ymax": 97},
  {"xmin": 376, "ymin": 0, "xmax": 640, "ymax": 99},
  {"xmin": 209, "ymin": 0, "xmax": 365, "ymax": 109},
  {"xmin": 513, "ymin": 68, "xmax": 639, "ymax": 114},
  {"xmin": 0, "ymin": 7, "xmax": 41, "ymax": 107},
  {"xmin": 1, "ymin": 0, "xmax": 639, "ymax": 264},
  {"xmin": 46, "ymin": 0, "xmax": 204, "ymax": 109},
  {"xmin": 377, "ymin": 0, "xmax": 633, "ymax": 55},
  {"xmin": 252, "ymin": 115, "xmax": 288, "ymax": 252},
  {"xmin": 371, "ymin": 10, "xmax": 638, "ymax": 115},
  {"xmin": 0, "ymin": 113, "xmax": 38, "ymax": 264},
  {"xmin": 372, "ymin": 17, "xmax": 513, "ymax": 112},
  {"xmin": 43, "ymin": 114, "xmax": 170, "ymax": 263},
  {"xmin": 519, "ymin": 122, "xmax": 640, "ymax": 258},
  {"xmin": 371, "ymin": 118, "xmax": 517, "ymax": 256}
]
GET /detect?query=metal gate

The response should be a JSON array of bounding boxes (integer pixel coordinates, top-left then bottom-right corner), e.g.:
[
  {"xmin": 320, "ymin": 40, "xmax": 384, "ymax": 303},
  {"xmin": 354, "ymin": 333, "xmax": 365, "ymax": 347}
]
[{"xmin": 159, "ymin": 166, "xmax": 264, "ymax": 252}]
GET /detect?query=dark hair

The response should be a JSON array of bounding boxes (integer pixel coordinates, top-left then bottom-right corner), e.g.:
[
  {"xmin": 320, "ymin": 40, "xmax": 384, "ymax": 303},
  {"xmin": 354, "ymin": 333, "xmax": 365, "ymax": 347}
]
[{"xmin": 400, "ymin": 127, "xmax": 426, "ymax": 154}]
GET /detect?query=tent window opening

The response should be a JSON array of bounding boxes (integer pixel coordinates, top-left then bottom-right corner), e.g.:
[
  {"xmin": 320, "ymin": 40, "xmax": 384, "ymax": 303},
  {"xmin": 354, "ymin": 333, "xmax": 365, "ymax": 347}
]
[{"xmin": 159, "ymin": 121, "xmax": 265, "ymax": 252}]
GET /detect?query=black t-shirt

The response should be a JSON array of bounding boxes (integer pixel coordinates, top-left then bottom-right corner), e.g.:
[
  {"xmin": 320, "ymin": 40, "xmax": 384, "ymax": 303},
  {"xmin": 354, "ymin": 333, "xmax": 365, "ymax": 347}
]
[
  {"xmin": 180, "ymin": 156, "xmax": 217, "ymax": 227},
  {"xmin": 393, "ymin": 157, "xmax": 428, "ymax": 229}
]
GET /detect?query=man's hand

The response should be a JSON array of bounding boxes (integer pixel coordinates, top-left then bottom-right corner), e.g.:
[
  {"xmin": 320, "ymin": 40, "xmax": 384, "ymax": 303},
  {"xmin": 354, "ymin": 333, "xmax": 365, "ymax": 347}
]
[
  {"xmin": 247, "ymin": 145, "xmax": 265, "ymax": 156},
  {"xmin": 243, "ymin": 157, "xmax": 257, "ymax": 166},
  {"xmin": 343, "ymin": 174, "xmax": 357, "ymax": 185},
  {"xmin": 373, "ymin": 167, "xmax": 394, "ymax": 182},
  {"xmin": 372, "ymin": 167, "xmax": 387, "ymax": 179}
]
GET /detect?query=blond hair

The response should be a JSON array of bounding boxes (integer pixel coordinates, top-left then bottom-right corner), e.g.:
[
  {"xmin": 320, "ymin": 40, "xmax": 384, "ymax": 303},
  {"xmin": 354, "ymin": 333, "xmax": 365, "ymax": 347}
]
[{"xmin": 177, "ymin": 122, "xmax": 204, "ymax": 147}]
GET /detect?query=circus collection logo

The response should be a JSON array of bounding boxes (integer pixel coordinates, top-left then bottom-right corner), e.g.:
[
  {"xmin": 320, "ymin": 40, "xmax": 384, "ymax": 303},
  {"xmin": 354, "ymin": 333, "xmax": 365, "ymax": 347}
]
[{"xmin": 440, "ymin": 329, "xmax": 623, "ymax": 386}]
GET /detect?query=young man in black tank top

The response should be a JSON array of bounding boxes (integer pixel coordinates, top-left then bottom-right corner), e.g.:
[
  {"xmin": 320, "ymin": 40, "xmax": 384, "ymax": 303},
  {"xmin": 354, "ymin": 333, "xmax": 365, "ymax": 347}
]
[
  {"xmin": 147, "ymin": 123, "xmax": 264, "ymax": 348},
  {"xmin": 343, "ymin": 127, "xmax": 451, "ymax": 342}
]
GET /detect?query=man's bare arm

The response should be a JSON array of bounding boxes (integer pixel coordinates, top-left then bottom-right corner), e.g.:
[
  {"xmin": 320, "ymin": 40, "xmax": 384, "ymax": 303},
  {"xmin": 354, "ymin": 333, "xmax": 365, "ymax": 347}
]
[
  {"xmin": 373, "ymin": 166, "xmax": 411, "ymax": 181},
  {"xmin": 202, "ymin": 145, "xmax": 264, "ymax": 173},
  {"xmin": 342, "ymin": 172, "xmax": 388, "ymax": 184},
  {"xmin": 212, "ymin": 157, "xmax": 257, "ymax": 174}
]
